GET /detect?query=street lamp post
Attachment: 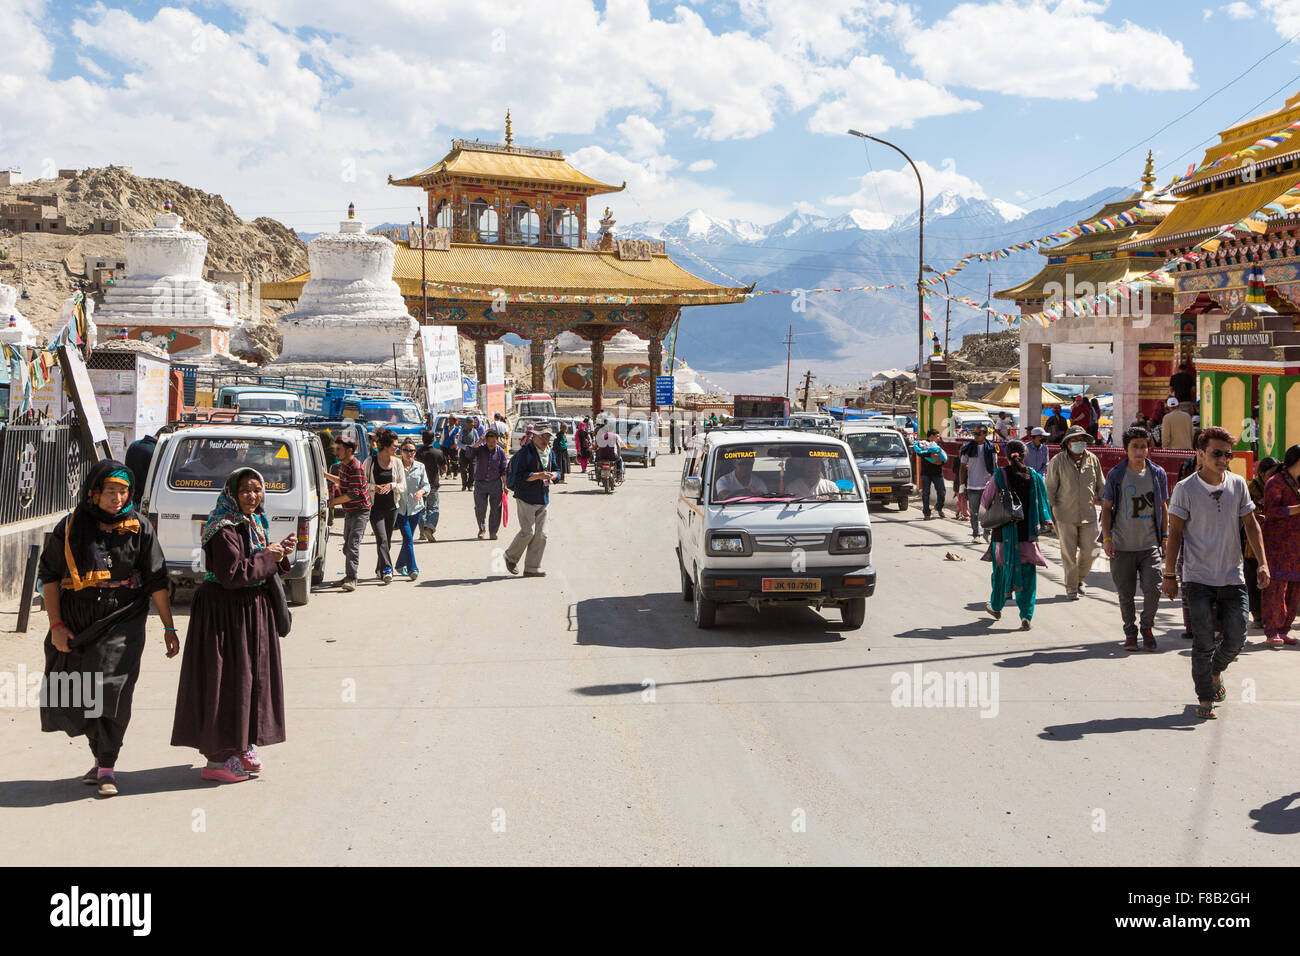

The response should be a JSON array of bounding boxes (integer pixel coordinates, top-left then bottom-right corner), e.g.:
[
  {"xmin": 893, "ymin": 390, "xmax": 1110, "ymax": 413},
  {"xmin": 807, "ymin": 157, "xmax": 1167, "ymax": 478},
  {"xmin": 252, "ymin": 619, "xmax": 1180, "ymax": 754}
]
[
  {"xmin": 848, "ymin": 129, "xmax": 924, "ymax": 376},
  {"xmin": 922, "ymin": 264, "xmax": 951, "ymax": 354}
]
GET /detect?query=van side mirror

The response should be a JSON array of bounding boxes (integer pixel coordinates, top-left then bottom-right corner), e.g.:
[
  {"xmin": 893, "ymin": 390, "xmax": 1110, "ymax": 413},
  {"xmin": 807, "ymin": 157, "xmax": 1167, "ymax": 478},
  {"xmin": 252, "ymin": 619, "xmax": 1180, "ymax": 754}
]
[{"xmin": 683, "ymin": 476, "xmax": 703, "ymax": 501}]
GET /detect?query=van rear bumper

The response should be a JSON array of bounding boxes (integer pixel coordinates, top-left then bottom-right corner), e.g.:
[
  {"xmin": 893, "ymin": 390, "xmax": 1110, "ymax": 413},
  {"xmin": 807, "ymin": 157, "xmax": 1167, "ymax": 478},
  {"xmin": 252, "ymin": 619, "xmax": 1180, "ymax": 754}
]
[{"xmin": 699, "ymin": 564, "xmax": 876, "ymax": 603}]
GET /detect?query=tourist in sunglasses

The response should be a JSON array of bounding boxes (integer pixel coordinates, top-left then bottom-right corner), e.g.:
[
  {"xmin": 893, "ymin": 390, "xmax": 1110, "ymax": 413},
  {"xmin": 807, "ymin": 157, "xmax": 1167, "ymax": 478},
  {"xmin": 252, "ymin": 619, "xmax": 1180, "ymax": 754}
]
[{"xmin": 1163, "ymin": 427, "xmax": 1269, "ymax": 720}]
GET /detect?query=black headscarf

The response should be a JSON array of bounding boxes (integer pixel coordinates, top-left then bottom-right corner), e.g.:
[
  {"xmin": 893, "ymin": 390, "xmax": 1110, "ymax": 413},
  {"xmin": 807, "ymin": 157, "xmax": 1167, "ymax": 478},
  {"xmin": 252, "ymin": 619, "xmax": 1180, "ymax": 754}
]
[{"xmin": 63, "ymin": 459, "xmax": 140, "ymax": 590}]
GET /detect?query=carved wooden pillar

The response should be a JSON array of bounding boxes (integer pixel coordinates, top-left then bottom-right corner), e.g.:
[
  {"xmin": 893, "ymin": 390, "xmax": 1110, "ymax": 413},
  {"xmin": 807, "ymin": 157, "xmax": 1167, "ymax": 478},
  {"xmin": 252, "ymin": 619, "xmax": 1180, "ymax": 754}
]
[
  {"xmin": 648, "ymin": 336, "xmax": 663, "ymax": 412},
  {"xmin": 591, "ymin": 337, "xmax": 606, "ymax": 415},
  {"xmin": 530, "ymin": 338, "xmax": 546, "ymax": 392},
  {"xmin": 474, "ymin": 338, "xmax": 487, "ymax": 402}
]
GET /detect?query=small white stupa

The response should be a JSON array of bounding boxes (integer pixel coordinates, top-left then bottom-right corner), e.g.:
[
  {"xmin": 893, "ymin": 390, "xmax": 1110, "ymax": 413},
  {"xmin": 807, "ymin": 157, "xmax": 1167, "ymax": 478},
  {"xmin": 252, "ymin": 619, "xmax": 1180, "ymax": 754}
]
[
  {"xmin": 276, "ymin": 204, "xmax": 418, "ymax": 364},
  {"xmin": 0, "ymin": 281, "xmax": 39, "ymax": 348},
  {"xmin": 94, "ymin": 202, "xmax": 240, "ymax": 359}
]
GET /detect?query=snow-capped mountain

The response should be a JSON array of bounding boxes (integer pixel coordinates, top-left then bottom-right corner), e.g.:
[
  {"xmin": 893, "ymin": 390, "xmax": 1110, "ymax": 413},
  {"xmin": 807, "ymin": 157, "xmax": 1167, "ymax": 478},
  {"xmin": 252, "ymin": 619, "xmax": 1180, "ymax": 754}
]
[{"xmin": 615, "ymin": 187, "xmax": 1121, "ymax": 377}]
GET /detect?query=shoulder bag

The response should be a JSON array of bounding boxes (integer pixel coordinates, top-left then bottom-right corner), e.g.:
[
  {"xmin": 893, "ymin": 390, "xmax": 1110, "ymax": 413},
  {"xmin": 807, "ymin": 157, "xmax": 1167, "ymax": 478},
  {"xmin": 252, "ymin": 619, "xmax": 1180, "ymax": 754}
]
[{"xmin": 979, "ymin": 468, "xmax": 1024, "ymax": 531}]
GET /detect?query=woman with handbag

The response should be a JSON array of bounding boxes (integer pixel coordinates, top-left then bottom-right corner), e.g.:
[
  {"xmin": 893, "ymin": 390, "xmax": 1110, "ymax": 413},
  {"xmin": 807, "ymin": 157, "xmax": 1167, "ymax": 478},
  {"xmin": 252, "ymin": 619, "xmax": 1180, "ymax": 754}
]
[
  {"xmin": 980, "ymin": 439, "xmax": 1054, "ymax": 629},
  {"xmin": 171, "ymin": 467, "xmax": 293, "ymax": 784}
]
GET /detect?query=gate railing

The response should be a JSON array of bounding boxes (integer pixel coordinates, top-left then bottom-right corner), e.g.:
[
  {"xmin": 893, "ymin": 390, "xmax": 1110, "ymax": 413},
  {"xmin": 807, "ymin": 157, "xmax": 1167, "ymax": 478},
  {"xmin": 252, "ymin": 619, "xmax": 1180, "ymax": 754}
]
[{"xmin": 0, "ymin": 410, "xmax": 92, "ymax": 527}]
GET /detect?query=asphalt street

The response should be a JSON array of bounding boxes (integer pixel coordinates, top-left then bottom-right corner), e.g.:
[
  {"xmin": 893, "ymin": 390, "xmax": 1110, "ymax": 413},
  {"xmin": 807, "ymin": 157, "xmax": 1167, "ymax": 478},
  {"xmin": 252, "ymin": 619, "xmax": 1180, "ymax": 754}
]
[{"xmin": 2, "ymin": 452, "xmax": 1299, "ymax": 864}]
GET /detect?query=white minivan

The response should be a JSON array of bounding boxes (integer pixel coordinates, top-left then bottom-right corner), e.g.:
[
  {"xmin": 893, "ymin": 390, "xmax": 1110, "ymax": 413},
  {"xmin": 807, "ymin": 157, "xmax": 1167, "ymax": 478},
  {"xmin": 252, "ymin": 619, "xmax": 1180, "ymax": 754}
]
[
  {"xmin": 676, "ymin": 428, "xmax": 876, "ymax": 629},
  {"xmin": 140, "ymin": 423, "xmax": 330, "ymax": 605}
]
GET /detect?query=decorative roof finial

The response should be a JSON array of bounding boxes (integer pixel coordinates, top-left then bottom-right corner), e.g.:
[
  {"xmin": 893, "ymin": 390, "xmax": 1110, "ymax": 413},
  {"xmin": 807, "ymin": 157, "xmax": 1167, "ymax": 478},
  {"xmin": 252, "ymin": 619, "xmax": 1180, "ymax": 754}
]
[
  {"xmin": 505, "ymin": 109, "xmax": 513, "ymax": 147},
  {"xmin": 348, "ymin": 202, "xmax": 356, "ymax": 220},
  {"xmin": 1140, "ymin": 150, "xmax": 1155, "ymax": 192}
]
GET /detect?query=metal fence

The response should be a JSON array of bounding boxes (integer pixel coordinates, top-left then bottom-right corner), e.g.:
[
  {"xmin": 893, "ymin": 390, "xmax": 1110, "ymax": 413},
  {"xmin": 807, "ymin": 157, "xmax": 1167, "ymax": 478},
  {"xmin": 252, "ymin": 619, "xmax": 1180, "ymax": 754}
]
[{"xmin": 0, "ymin": 410, "xmax": 92, "ymax": 527}]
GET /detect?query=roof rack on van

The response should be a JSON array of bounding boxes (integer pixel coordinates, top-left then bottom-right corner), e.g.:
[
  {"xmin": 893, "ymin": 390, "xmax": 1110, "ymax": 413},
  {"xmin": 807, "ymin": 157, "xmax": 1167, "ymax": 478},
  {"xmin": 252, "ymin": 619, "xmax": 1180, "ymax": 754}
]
[{"xmin": 174, "ymin": 410, "xmax": 315, "ymax": 429}]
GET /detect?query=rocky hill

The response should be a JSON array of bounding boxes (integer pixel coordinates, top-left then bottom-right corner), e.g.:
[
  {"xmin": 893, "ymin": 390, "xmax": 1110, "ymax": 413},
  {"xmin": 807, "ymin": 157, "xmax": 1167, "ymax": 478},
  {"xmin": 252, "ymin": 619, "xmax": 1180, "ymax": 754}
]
[{"xmin": 0, "ymin": 166, "xmax": 307, "ymax": 342}]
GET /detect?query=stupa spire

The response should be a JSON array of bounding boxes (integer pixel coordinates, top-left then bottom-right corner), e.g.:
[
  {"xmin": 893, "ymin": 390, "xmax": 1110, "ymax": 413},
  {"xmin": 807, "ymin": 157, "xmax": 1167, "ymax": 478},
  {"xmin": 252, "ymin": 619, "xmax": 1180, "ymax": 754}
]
[
  {"xmin": 1140, "ymin": 150, "xmax": 1155, "ymax": 193},
  {"xmin": 505, "ymin": 109, "xmax": 513, "ymax": 147}
]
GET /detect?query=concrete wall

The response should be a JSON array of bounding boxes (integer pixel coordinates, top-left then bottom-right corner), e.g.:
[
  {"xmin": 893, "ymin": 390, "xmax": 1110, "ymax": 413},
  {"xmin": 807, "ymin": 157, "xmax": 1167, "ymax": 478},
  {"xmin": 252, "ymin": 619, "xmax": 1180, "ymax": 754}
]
[{"xmin": 0, "ymin": 513, "xmax": 63, "ymax": 611}]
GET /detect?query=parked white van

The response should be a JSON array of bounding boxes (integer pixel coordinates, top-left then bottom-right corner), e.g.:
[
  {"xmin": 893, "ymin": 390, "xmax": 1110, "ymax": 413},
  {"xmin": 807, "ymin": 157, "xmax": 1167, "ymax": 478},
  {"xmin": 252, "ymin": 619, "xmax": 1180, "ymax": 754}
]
[
  {"xmin": 676, "ymin": 428, "xmax": 876, "ymax": 629},
  {"xmin": 140, "ymin": 423, "xmax": 330, "ymax": 605}
]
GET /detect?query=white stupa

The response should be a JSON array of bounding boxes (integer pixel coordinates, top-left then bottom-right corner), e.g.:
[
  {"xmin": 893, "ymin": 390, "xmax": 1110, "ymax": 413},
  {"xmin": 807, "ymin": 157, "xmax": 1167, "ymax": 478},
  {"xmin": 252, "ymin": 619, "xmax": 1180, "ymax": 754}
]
[
  {"xmin": 94, "ymin": 203, "xmax": 240, "ymax": 359},
  {"xmin": 276, "ymin": 205, "xmax": 417, "ymax": 363},
  {"xmin": 0, "ymin": 281, "xmax": 39, "ymax": 348}
]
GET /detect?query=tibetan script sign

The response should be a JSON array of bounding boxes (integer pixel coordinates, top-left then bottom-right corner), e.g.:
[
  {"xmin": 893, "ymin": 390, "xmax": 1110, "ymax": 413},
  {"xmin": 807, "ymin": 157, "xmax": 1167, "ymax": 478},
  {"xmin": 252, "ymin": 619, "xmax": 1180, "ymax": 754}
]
[
  {"xmin": 1209, "ymin": 331, "xmax": 1273, "ymax": 347},
  {"xmin": 409, "ymin": 226, "xmax": 450, "ymax": 250},
  {"xmin": 1221, "ymin": 316, "xmax": 1265, "ymax": 335}
]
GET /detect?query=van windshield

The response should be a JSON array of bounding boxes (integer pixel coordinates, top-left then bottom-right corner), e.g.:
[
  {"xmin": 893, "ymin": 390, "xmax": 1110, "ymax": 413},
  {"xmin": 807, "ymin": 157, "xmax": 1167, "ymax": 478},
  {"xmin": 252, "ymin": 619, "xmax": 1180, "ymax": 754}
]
[
  {"xmin": 365, "ymin": 404, "xmax": 423, "ymax": 425},
  {"xmin": 711, "ymin": 444, "xmax": 861, "ymax": 503},
  {"xmin": 845, "ymin": 432, "xmax": 907, "ymax": 458},
  {"xmin": 168, "ymin": 437, "xmax": 295, "ymax": 493}
]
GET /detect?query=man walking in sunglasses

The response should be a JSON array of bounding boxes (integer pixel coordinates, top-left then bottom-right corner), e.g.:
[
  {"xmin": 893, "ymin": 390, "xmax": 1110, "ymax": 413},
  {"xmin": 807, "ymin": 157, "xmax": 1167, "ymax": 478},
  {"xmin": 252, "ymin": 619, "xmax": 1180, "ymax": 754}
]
[{"xmin": 1163, "ymin": 427, "xmax": 1269, "ymax": 720}]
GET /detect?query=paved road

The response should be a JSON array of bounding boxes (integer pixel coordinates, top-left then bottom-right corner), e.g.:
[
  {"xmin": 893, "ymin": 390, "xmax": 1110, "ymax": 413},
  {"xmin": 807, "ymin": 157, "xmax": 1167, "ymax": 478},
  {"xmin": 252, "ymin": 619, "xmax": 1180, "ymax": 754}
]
[{"xmin": 2, "ymin": 454, "xmax": 1298, "ymax": 864}]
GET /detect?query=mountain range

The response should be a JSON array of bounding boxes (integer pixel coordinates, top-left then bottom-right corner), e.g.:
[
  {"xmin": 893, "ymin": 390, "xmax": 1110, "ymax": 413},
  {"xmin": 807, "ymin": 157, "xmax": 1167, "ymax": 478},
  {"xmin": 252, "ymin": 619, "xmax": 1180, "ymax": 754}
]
[{"xmin": 614, "ymin": 186, "xmax": 1125, "ymax": 388}]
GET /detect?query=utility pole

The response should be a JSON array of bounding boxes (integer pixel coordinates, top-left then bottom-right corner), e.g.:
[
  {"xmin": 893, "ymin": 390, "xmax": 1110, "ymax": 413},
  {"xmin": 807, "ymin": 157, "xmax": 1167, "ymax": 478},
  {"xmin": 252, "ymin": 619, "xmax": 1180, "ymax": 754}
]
[
  {"xmin": 986, "ymin": 275, "xmax": 992, "ymax": 344},
  {"xmin": 800, "ymin": 369, "xmax": 813, "ymax": 412},
  {"xmin": 783, "ymin": 325, "xmax": 794, "ymax": 400},
  {"xmin": 419, "ymin": 209, "xmax": 428, "ymax": 325}
]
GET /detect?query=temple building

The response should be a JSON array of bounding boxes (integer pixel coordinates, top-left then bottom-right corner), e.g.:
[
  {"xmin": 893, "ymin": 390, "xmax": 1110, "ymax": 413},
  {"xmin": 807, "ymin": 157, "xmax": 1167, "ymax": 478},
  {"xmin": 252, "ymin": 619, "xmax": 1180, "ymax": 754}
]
[
  {"xmin": 263, "ymin": 115, "xmax": 749, "ymax": 412},
  {"xmin": 997, "ymin": 154, "xmax": 1177, "ymax": 432}
]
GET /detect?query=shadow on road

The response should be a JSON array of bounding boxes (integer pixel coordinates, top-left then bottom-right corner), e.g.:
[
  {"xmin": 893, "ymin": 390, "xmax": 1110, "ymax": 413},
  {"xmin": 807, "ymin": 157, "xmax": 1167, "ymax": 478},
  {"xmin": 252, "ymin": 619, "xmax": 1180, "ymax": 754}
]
[
  {"xmin": 0, "ymin": 765, "xmax": 215, "ymax": 806},
  {"xmin": 895, "ymin": 620, "xmax": 1003, "ymax": 640},
  {"xmin": 996, "ymin": 642, "xmax": 1125, "ymax": 668},
  {"xmin": 572, "ymin": 592, "xmax": 848, "ymax": 649},
  {"xmin": 1038, "ymin": 706, "xmax": 1204, "ymax": 741},
  {"xmin": 1249, "ymin": 792, "xmax": 1300, "ymax": 834}
]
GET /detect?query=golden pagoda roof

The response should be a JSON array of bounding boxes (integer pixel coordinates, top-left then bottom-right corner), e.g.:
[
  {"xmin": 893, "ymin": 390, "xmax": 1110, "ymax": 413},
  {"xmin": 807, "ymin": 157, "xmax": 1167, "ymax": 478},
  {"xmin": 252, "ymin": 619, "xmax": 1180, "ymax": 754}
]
[
  {"xmin": 389, "ymin": 140, "xmax": 624, "ymax": 195},
  {"xmin": 1122, "ymin": 176, "xmax": 1300, "ymax": 248},
  {"xmin": 1044, "ymin": 223, "xmax": 1161, "ymax": 258},
  {"xmin": 995, "ymin": 257, "xmax": 1172, "ymax": 301},
  {"xmin": 1175, "ymin": 92, "xmax": 1300, "ymax": 189},
  {"xmin": 263, "ymin": 243, "xmax": 749, "ymax": 306}
]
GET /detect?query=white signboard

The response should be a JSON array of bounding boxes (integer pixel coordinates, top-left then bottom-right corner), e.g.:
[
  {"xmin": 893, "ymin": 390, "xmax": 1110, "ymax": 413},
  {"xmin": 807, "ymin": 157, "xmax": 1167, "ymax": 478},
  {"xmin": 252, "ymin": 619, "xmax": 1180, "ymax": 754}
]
[
  {"xmin": 485, "ymin": 343, "xmax": 505, "ymax": 386},
  {"xmin": 421, "ymin": 325, "xmax": 462, "ymax": 408},
  {"xmin": 134, "ymin": 359, "xmax": 169, "ymax": 439}
]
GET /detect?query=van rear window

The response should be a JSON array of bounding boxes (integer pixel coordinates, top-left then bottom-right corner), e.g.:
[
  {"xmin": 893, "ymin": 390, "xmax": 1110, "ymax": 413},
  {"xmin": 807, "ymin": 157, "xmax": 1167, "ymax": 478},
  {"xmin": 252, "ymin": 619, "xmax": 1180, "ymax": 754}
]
[{"xmin": 168, "ymin": 438, "xmax": 295, "ymax": 493}]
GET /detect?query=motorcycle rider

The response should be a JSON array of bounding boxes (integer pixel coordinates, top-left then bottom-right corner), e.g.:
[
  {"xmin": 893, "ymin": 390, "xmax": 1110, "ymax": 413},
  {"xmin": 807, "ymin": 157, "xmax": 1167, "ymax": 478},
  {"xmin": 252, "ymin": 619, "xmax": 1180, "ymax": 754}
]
[{"xmin": 593, "ymin": 418, "xmax": 625, "ymax": 483}]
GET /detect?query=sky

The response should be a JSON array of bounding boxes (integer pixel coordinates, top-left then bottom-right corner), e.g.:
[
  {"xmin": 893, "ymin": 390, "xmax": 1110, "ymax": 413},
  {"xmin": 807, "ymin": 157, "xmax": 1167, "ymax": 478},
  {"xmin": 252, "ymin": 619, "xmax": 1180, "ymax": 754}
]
[{"xmin": 5, "ymin": 1, "xmax": 1300, "ymax": 285}]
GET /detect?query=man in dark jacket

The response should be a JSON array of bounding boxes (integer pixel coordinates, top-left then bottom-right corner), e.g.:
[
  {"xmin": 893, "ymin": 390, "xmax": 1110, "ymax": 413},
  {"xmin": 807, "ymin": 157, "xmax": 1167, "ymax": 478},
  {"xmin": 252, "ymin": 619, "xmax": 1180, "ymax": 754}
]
[
  {"xmin": 914, "ymin": 428, "xmax": 947, "ymax": 520},
  {"xmin": 503, "ymin": 426, "xmax": 557, "ymax": 576},
  {"xmin": 415, "ymin": 429, "xmax": 446, "ymax": 542}
]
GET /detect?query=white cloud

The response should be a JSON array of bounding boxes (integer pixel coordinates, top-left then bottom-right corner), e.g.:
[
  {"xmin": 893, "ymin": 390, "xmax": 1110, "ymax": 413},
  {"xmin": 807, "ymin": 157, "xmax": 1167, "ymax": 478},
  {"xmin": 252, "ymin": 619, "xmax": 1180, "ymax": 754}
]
[
  {"xmin": 1261, "ymin": 0, "xmax": 1300, "ymax": 35},
  {"xmin": 687, "ymin": 159, "xmax": 717, "ymax": 172},
  {"xmin": 618, "ymin": 114, "xmax": 667, "ymax": 159},
  {"xmin": 901, "ymin": 0, "xmax": 1195, "ymax": 100},
  {"xmin": 824, "ymin": 158, "xmax": 989, "ymax": 215},
  {"xmin": 808, "ymin": 55, "xmax": 981, "ymax": 134},
  {"xmin": 1223, "ymin": 1, "xmax": 1256, "ymax": 17}
]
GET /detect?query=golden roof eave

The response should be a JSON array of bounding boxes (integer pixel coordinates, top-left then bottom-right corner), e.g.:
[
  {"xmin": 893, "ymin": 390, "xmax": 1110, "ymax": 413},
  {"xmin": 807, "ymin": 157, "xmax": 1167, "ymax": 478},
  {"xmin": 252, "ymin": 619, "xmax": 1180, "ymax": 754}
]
[
  {"xmin": 1121, "ymin": 175, "xmax": 1300, "ymax": 249},
  {"xmin": 995, "ymin": 258, "xmax": 1173, "ymax": 301},
  {"xmin": 389, "ymin": 143, "xmax": 624, "ymax": 195}
]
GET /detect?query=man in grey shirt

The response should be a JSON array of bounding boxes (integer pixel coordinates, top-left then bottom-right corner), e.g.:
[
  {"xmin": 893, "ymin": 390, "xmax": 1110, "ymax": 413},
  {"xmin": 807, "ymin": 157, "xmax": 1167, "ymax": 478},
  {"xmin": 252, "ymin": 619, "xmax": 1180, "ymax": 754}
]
[
  {"xmin": 1101, "ymin": 427, "xmax": 1169, "ymax": 651},
  {"xmin": 1163, "ymin": 427, "xmax": 1269, "ymax": 720},
  {"xmin": 959, "ymin": 425, "xmax": 996, "ymax": 543}
]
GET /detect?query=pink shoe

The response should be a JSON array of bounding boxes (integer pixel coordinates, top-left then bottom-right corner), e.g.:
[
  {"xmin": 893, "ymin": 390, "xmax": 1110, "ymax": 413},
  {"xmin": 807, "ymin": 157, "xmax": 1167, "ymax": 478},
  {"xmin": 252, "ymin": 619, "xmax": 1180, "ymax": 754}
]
[
  {"xmin": 238, "ymin": 748, "xmax": 262, "ymax": 772},
  {"xmin": 1282, "ymin": 635, "xmax": 1299, "ymax": 646},
  {"xmin": 200, "ymin": 757, "xmax": 251, "ymax": 783},
  {"xmin": 1266, "ymin": 635, "xmax": 1285, "ymax": 647}
]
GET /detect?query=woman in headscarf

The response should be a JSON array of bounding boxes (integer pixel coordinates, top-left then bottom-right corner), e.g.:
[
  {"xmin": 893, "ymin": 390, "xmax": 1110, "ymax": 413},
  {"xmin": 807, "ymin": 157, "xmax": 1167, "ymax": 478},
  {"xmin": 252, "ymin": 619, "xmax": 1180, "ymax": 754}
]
[
  {"xmin": 38, "ymin": 460, "xmax": 177, "ymax": 797},
  {"xmin": 171, "ymin": 467, "xmax": 295, "ymax": 783},
  {"xmin": 981, "ymin": 439, "xmax": 1054, "ymax": 630},
  {"xmin": 575, "ymin": 418, "xmax": 593, "ymax": 474}
]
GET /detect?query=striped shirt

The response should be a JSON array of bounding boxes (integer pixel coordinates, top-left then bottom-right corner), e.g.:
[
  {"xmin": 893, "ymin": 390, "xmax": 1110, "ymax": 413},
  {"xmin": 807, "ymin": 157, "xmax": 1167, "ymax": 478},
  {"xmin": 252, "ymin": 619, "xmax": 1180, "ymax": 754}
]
[{"xmin": 336, "ymin": 457, "xmax": 371, "ymax": 512}]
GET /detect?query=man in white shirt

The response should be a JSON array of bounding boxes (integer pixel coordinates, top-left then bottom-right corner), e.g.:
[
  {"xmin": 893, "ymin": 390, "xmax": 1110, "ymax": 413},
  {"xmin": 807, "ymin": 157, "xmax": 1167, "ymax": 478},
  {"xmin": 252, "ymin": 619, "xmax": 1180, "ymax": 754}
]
[
  {"xmin": 594, "ymin": 422, "xmax": 625, "ymax": 481},
  {"xmin": 715, "ymin": 455, "xmax": 769, "ymax": 499},
  {"xmin": 781, "ymin": 456, "xmax": 841, "ymax": 498}
]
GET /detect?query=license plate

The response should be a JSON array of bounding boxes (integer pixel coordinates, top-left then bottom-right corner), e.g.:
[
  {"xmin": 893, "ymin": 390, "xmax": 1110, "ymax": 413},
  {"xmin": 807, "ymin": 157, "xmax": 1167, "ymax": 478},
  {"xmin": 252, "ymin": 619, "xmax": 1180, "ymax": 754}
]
[
  {"xmin": 870, "ymin": 485, "xmax": 892, "ymax": 493},
  {"xmin": 762, "ymin": 578, "xmax": 821, "ymax": 592}
]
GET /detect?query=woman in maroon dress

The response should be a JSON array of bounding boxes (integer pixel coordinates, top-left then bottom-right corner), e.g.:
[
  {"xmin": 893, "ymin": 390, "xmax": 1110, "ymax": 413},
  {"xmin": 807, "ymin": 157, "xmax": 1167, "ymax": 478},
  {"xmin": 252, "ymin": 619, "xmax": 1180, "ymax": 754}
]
[
  {"xmin": 171, "ymin": 467, "xmax": 294, "ymax": 782},
  {"xmin": 1261, "ymin": 445, "xmax": 1300, "ymax": 647}
]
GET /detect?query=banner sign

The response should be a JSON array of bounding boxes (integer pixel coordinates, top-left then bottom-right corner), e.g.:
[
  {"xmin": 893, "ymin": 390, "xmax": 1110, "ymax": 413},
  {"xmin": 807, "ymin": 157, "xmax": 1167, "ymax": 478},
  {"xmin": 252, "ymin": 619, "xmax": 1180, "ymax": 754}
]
[
  {"xmin": 655, "ymin": 375, "xmax": 675, "ymax": 406},
  {"xmin": 421, "ymin": 325, "xmax": 461, "ymax": 407}
]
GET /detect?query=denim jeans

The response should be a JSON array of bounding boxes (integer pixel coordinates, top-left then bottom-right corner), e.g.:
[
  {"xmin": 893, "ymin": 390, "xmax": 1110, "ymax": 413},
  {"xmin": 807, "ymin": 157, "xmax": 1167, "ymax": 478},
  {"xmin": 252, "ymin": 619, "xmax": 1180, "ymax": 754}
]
[
  {"xmin": 421, "ymin": 490, "xmax": 440, "ymax": 531},
  {"xmin": 395, "ymin": 512, "xmax": 419, "ymax": 575},
  {"xmin": 921, "ymin": 474, "xmax": 946, "ymax": 516},
  {"xmin": 1184, "ymin": 582, "xmax": 1248, "ymax": 702},
  {"xmin": 967, "ymin": 489, "xmax": 984, "ymax": 537},
  {"xmin": 342, "ymin": 509, "xmax": 369, "ymax": 580}
]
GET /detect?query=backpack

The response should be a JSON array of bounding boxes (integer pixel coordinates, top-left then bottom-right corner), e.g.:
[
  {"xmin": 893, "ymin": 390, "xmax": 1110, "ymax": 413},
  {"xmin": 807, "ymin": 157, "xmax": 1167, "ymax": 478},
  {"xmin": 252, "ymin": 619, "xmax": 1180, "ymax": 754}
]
[{"xmin": 505, "ymin": 447, "xmax": 525, "ymax": 492}]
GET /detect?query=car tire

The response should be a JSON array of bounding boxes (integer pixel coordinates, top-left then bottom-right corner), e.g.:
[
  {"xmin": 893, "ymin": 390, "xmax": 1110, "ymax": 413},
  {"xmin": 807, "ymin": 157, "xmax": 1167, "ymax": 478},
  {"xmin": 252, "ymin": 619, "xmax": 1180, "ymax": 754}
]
[
  {"xmin": 693, "ymin": 573, "xmax": 716, "ymax": 628},
  {"xmin": 287, "ymin": 574, "xmax": 310, "ymax": 606},
  {"xmin": 896, "ymin": 494, "xmax": 909, "ymax": 511},
  {"xmin": 679, "ymin": 552, "xmax": 694, "ymax": 602},
  {"xmin": 311, "ymin": 557, "xmax": 325, "ymax": 587},
  {"xmin": 841, "ymin": 597, "xmax": 866, "ymax": 629}
]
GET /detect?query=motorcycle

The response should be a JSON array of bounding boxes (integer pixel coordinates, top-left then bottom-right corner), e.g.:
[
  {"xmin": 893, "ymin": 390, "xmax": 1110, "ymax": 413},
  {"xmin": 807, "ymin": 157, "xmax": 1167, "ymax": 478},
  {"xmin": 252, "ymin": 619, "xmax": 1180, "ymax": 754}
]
[{"xmin": 595, "ymin": 459, "xmax": 618, "ymax": 493}]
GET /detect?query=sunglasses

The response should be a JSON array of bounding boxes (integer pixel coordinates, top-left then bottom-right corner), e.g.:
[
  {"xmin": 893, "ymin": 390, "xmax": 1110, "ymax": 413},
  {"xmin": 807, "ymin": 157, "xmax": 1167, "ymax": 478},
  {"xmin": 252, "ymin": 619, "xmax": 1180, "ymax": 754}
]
[{"xmin": 1206, "ymin": 449, "xmax": 1233, "ymax": 459}]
